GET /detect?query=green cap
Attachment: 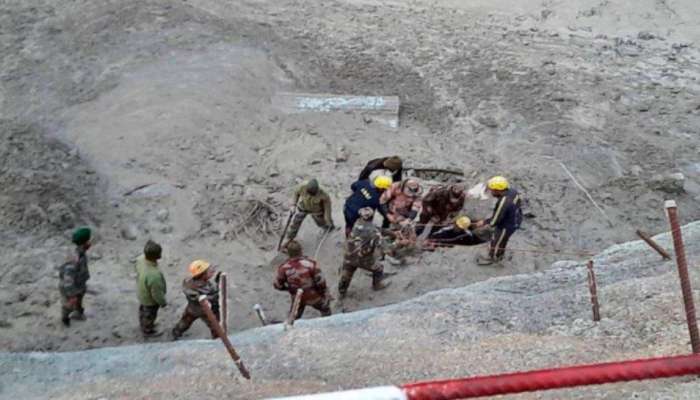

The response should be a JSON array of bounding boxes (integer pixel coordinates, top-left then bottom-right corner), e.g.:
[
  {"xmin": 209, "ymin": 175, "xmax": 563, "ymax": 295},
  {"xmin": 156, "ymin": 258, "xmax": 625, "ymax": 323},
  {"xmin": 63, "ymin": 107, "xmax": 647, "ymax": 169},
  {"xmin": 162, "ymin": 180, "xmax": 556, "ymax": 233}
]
[{"xmin": 72, "ymin": 227, "xmax": 91, "ymax": 245}]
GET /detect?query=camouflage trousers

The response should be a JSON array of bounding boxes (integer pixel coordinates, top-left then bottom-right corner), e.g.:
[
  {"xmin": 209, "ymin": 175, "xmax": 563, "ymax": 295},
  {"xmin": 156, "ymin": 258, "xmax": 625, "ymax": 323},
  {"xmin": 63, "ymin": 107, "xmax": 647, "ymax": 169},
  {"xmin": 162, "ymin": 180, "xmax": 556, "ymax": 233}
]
[
  {"xmin": 287, "ymin": 210, "xmax": 330, "ymax": 240},
  {"xmin": 338, "ymin": 256, "xmax": 384, "ymax": 294},
  {"xmin": 172, "ymin": 303, "xmax": 220, "ymax": 339},
  {"xmin": 139, "ymin": 305, "xmax": 160, "ymax": 334},
  {"xmin": 293, "ymin": 296, "xmax": 332, "ymax": 319},
  {"xmin": 61, "ymin": 292, "xmax": 85, "ymax": 321}
]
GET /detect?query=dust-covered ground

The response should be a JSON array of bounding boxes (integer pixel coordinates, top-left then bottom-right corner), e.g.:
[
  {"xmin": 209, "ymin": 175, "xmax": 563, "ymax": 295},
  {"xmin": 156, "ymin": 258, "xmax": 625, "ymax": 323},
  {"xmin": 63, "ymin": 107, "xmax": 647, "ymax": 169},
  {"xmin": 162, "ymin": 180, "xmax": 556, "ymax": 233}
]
[{"xmin": 1, "ymin": 0, "xmax": 700, "ymax": 353}]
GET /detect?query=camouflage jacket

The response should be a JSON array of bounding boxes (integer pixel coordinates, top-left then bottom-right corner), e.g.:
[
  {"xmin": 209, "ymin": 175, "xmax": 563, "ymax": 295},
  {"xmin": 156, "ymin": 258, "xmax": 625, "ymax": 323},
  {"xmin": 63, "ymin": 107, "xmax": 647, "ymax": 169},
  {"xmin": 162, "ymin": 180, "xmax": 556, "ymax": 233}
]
[
  {"xmin": 344, "ymin": 219, "xmax": 382, "ymax": 262},
  {"xmin": 182, "ymin": 276, "xmax": 219, "ymax": 309},
  {"xmin": 58, "ymin": 247, "xmax": 90, "ymax": 297},
  {"xmin": 274, "ymin": 256, "xmax": 327, "ymax": 303},
  {"xmin": 420, "ymin": 185, "xmax": 465, "ymax": 223}
]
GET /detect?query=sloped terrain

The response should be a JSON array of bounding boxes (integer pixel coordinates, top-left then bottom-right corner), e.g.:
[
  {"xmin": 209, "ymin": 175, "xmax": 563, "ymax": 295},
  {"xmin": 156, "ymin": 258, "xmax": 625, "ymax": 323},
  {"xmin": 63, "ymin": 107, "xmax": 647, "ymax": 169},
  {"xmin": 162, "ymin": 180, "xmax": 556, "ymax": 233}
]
[
  {"xmin": 1, "ymin": 0, "xmax": 700, "ymax": 370},
  {"xmin": 2, "ymin": 224, "xmax": 700, "ymax": 399}
]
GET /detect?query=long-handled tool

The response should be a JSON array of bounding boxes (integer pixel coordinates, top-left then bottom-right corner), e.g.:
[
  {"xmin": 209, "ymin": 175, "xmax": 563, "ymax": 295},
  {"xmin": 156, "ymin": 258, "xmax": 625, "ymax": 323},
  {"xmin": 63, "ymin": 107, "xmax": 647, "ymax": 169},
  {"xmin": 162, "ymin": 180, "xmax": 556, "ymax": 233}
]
[
  {"xmin": 284, "ymin": 289, "xmax": 304, "ymax": 331},
  {"xmin": 198, "ymin": 296, "xmax": 251, "ymax": 380},
  {"xmin": 277, "ymin": 209, "xmax": 295, "ymax": 251},
  {"xmin": 253, "ymin": 303, "xmax": 268, "ymax": 326},
  {"xmin": 313, "ymin": 227, "xmax": 332, "ymax": 259}
]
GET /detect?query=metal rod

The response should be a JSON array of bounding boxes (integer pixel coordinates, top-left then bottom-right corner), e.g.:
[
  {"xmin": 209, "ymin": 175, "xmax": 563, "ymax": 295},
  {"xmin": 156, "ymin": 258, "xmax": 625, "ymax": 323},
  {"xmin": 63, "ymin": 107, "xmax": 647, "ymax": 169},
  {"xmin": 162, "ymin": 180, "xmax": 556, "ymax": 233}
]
[
  {"xmin": 314, "ymin": 228, "xmax": 331, "ymax": 259},
  {"xmin": 665, "ymin": 200, "xmax": 700, "ymax": 353},
  {"xmin": 402, "ymin": 354, "xmax": 700, "ymax": 399},
  {"xmin": 198, "ymin": 296, "xmax": 251, "ymax": 379},
  {"xmin": 285, "ymin": 289, "xmax": 304, "ymax": 331},
  {"xmin": 586, "ymin": 260, "xmax": 601, "ymax": 322},
  {"xmin": 219, "ymin": 273, "xmax": 228, "ymax": 335},
  {"xmin": 254, "ymin": 303, "xmax": 268, "ymax": 326},
  {"xmin": 636, "ymin": 229, "xmax": 672, "ymax": 260}
]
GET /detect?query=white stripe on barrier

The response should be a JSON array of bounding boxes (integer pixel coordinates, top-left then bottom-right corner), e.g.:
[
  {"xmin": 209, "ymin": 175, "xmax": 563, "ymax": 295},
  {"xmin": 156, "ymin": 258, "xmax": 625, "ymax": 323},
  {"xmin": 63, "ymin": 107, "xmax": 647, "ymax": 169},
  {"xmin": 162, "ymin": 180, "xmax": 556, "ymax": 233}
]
[{"xmin": 266, "ymin": 386, "xmax": 406, "ymax": 400}]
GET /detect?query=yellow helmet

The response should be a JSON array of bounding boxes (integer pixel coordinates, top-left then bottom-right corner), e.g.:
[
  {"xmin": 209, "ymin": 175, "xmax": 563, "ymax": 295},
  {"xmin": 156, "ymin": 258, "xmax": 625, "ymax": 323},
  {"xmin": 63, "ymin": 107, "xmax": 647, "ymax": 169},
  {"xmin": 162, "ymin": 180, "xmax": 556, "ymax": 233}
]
[
  {"xmin": 487, "ymin": 176, "xmax": 509, "ymax": 191},
  {"xmin": 188, "ymin": 259, "xmax": 210, "ymax": 278},
  {"xmin": 455, "ymin": 216, "xmax": 472, "ymax": 230},
  {"xmin": 373, "ymin": 175, "xmax": 393, "ymax": 190}
]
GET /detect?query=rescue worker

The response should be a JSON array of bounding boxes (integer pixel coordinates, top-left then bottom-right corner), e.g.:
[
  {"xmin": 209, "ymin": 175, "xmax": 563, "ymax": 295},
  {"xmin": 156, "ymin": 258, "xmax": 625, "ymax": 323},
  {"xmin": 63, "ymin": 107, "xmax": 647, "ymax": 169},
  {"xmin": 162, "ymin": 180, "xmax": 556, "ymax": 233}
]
[
  {"xmin": 474, "ymin": 176, "xmax": 523, "ymax": 265},
  {"xmin": 58, "ymin": 227, "xmax": 92, "ymax": 326},
  {"xmin": 343, "ymin": 175, "xmax": 393, "ymax": 237},
  {"xmin": 135, "ymin": 240, "xmax": 167, "ymax": 337},
  {"xmin": 286, "ymin": 179, "xmax": 334, "ymax": 246},
  {"xmin": 338, "ymin": 207, "xmax": 390, "ymax": 298},
  {"xmin": 427, "ymin": 216, "xmax": 487, "ymax": 247},
  {"xmin": 273, "ymin": 240, "xmax": 331, "ymax": 319},
  {"xmin": 379, "ymin": 178, "xmax": 423, "ymax": 227},
  {"xmin": 358, "ymin": 155, "xmax": 403, "ymax": 183},
  {"xmin": 172, "ymin": 260, "xmax": 221, "ymax": 339},
  {"xmin": 419, "ymin": 183, "xmax": 466, "ymax": 225}
]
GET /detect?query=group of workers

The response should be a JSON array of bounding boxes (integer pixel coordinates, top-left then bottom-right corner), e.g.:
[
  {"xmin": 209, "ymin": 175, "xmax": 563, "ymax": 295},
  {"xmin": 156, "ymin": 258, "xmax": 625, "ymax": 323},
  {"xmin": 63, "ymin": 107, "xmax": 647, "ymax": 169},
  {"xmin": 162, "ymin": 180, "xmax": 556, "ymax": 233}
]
[
  {"xmin": 59, "ymin": 229, "xmax": 222, "ymax": 338},
  {"xmin": 57, "ymin": 155, "xmax": 522, "ymax": 338}
]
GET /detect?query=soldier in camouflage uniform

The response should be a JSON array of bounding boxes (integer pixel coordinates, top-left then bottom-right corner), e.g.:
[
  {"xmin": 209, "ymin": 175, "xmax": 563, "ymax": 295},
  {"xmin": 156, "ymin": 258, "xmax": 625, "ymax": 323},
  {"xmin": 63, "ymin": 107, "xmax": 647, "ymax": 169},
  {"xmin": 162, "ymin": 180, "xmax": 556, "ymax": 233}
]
[
  {"xmin": 58, "ymin": 227, "xmax": 92, "ymax": 326},
  {"xmin": 135, "ymin": 240, "xmax": 167, "ymax": 337},
  {"xmin": 172, "ymin": 260, "xmax": 221, "ymax": 339},
  {"xmin": 286, "ymin": 179, "xmax": 334, "ymax": 246},
  {"xmin": 338, "ymin": 207, "xmax": 390, "ymax": 298},
  {"xmin": 274, "ymin": 241, "xmax": 331, "ymax": 319}
]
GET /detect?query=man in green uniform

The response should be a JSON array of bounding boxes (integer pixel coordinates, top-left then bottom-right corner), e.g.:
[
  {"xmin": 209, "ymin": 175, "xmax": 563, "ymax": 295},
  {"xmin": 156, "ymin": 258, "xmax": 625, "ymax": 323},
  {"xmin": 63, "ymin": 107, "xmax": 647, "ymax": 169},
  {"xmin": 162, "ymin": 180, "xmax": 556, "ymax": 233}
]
[
  {"xmin": 286, "ymin": 179, "xmax": 334, "ymax": 245},
  {"xmin": 338, "ymin": 207, "xmax": 390, "ymax": 298},
  {"xmin": 135, "ymin": 240, "xmax": 167, "ymax": 337},
  {"xmin": 58, "ymin": 227, "xmax": 92, "ymax": 326}
]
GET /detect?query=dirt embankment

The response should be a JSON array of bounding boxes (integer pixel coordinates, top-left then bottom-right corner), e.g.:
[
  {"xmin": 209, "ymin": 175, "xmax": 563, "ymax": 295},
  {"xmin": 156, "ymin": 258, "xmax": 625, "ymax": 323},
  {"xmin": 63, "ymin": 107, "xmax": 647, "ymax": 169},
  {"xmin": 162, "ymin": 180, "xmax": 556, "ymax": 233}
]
[{"xmin": 1, "ymin": 0, "xmax": 699, "ymax": 354}]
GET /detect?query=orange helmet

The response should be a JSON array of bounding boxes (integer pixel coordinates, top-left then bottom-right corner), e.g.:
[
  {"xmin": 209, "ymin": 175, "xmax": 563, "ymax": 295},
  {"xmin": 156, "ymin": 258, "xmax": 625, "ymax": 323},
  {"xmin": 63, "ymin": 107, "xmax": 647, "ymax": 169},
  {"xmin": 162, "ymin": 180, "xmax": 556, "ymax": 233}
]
[{"xmin": 188, "ymin": 259, "xmax": 210, "ymax": 277}]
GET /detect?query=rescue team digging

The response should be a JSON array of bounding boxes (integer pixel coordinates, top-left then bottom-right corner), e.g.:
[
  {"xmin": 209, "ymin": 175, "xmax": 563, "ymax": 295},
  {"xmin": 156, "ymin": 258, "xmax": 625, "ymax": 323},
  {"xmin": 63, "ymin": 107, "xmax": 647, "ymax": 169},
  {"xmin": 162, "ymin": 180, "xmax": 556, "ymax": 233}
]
[{"xmin": 58, "ymin": 155, "xmax": 523, "ymax": 338}]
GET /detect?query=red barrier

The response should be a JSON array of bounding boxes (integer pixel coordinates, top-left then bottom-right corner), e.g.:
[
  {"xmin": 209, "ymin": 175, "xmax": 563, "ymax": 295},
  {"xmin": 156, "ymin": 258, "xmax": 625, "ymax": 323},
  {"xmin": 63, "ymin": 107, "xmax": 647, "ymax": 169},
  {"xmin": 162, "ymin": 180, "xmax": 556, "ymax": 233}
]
[{"xmin": 402, "ymin": 354, "xmax": 700, "ymax": 399}]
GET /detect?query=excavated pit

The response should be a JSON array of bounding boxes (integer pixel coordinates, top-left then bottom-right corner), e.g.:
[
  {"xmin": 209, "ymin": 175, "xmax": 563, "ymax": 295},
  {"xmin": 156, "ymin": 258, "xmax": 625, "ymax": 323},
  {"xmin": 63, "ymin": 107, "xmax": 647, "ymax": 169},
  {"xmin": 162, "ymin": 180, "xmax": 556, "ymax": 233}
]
[{"xmin": 1, "ymin": 0, "xmax": 700, "ymax": 357}]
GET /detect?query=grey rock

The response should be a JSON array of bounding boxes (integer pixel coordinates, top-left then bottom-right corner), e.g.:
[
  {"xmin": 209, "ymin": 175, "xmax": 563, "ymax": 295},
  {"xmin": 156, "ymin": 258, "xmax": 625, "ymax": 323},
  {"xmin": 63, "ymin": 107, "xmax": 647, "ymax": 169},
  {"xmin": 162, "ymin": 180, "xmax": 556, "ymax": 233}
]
[
  {"xmin": 155, "ymin": 209, "xmax": 169, "ymax": 223},
  {"xmin": 335, "ymin": 146, "xmax": 349, "ymax": 162},
  {"xmin": 120, "ymin": 225, "xmax": 139, "ymax": 241},
  {"xmin": 46, "ymin": 202, "xmax": 75, "ymax": 229},
  {"xmin": 648, "ymin": 173, "xmax": 685, "ymax": 194}
]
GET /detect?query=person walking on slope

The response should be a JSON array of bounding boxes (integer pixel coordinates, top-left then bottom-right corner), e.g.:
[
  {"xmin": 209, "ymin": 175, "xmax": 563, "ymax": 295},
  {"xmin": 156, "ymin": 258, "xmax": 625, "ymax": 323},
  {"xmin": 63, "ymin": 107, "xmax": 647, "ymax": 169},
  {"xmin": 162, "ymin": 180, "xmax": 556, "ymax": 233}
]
[
  {"xmin": 338, "ymin": 207, "xmax": 391, "ymax": 298},
  {"xmin": 419, "ymin": 183, "xmax": 466, "ymax": 225},
  {"xmin": 172, "ymin": 260, "xmax": 221, "ymax": 339},
  {"xmin": 285, "ymin": 179, "xmax": 334, "ymax": 247},
  {"xmin": 58, "ymin": 227, "xmax": 93, "ymax": 326},
  {"xmin": 358, "ymin": 155, "xmax": 403, "ymax": 184},
  {"xmin": 379, "ymin": 178, "xmax": 423, "ymax": 227},
  {"xmin": 273, "ymin": 240, "xmax": 332, "ymax": 319},
  {"xmin": 343, "ymin": 175, "xmax": 393, "ymax": 237},
  {"xmin": 474, "ymin": 176, "xmax": 523, "ymax": 265},
  {"xmin": 135, "ymin": 240, "xmax": 167, "ymax": 337}
]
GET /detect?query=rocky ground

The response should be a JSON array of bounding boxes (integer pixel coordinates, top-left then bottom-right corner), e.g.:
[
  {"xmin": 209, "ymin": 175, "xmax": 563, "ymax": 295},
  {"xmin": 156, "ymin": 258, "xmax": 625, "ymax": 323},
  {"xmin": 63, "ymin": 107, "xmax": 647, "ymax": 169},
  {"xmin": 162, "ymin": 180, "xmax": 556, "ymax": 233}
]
[
  {"xmin": 1, "ymin": 0, "xmax": 699, "ymax": 381},
  {"xmin": 3, "ymin": 224, "xmax": 700, "ymax": 399}
]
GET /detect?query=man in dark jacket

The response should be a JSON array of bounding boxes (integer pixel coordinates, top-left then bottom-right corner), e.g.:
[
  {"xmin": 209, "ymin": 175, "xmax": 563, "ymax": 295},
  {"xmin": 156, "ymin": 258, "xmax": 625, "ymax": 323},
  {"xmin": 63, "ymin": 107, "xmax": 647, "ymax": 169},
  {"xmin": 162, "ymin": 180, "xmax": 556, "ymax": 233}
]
[
  {"xmin": 58, "ymin": 227, "xmax": 92, "ymax": 326},
  {"xmin": 343, "ymin": 175, "xmax": 392, "ymax": 237},
  {"xmin": 358, "ymin": 156, "xmax": 403, "ymax": 183},
  {"xmin": 419, "ymin": 183, "xmax": 466, "ymax": 225},
  {"xmin": 427, "ymin": 216, "xmax": 487, "ymax": 247},
  {"xmin": 172, "ymin": 260, "xmax": 221, "ymax": 339},
  {"xmin": 474, "ymin": 176, "xmax": 523, "ymax": 265}
]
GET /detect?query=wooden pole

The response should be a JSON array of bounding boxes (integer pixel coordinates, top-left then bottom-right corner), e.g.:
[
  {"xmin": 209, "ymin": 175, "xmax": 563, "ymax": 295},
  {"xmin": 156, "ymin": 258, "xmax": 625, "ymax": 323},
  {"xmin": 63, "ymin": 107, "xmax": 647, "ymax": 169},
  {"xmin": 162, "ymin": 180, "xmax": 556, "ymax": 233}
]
[
  {"xmin": 586, "ymin": 260, "xmax": 601, "ymax": 322},
  {"xmin": 219, "ymin": 273, "xmax": 228, "ymax": 335},
  {"xmin": 284, "ymin": 289, "xmax": 304, "ymax": 331},
  {"xmin": 198, "ymin": 296, "xmax": 251, "ymax": 379}
]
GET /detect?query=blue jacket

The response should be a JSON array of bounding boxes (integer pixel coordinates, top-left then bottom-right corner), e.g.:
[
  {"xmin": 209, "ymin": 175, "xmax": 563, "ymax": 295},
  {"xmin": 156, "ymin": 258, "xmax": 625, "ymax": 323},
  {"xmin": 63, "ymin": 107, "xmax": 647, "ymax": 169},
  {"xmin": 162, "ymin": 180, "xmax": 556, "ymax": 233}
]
[
  {"xmin": 344, "ymin": 179, "xmax": 382, "ymax": 217},
  {"xmin": 486, "ymin": 188, "xmax": 523, "ymax": 231}
]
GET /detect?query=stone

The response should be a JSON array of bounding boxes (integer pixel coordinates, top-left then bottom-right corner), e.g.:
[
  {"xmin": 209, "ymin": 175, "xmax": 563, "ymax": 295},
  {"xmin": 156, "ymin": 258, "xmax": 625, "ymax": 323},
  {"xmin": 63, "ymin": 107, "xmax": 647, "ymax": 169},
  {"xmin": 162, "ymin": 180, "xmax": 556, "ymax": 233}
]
[
  {"xmin": 648, "ymin": 173, "xmax": 685, "ymax": 194},
  {"xmin": 46, "ymin": 202, "xmax": 75, "ymax": 229},
  {"xmin": 23, "ymin": 204, "xmax": 47, "ymax": 226},
  {"xmin": 155, "ymin": 209, "xmax": 169, "ymax": 222},
  {"xmin": 121, "ymin": 225, "xmax": 139, "ymax": 241},
  {"xmin": 335, "ymin": 146, "xmax": 349, "ymax": 162}
]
